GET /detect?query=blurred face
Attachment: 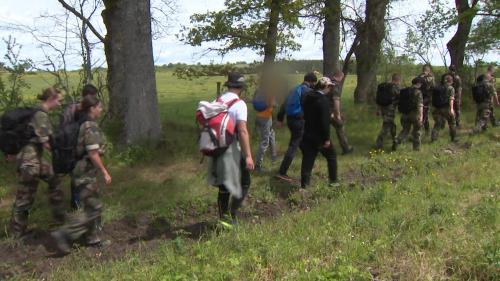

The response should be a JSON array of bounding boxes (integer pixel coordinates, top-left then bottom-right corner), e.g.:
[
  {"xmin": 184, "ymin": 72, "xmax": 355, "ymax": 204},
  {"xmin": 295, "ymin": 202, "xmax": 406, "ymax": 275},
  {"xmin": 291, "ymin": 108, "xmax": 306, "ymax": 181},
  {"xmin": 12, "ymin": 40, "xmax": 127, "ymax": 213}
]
[
  {"xmin": 45, "ymin": 94, "xmax": 63, "ymax": 110},
  {"xmin": 423, "ymin": 66, "xmax": 430, "ymax": 74},
  {"xmin": 89, "ymin": 102, "xmax": 103, "ymax": 119}
]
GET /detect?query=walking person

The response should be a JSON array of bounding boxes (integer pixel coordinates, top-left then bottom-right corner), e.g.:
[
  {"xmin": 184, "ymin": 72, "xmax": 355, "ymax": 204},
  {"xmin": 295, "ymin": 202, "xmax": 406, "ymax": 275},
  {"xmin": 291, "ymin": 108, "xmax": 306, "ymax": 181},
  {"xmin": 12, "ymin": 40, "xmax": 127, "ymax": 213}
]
[
  {"xmin": 207, "ymin": 72, "xmax": 254, "ymax": 224},
  {"xmin": 431, "ymin": 75, "xmax": 458, "ymax": 143},
  {"xmin": 10, "ymin": 87, "xmax": 65, "ymax": 238},
  {"xmin": 328, "ymin": 71, "xmax": 353, "ymax": 155},
  {"xmin": 441, "ymin": 65, "xmax": 462, "ymax": 128},
  {"xmin": 275, "ymin": 72, "xmax": 317, "ymax": 178},
  {"xmin": 253, "ymin": 78, "xmax": 277, "ymax": 172},
  {"xmin": 52, "ymin": 95, "xmax": 112, "ymax": 254},
  {"xmin": 472, "ymin": 74, "xmax": 499, "ymax": 134},
  {"xmin": 486, "ymin": 65, "xmax": 498, "ymax": 127},
  {"xmin": 374, "ymin": 73, "xmax": 401, "ymax": 151},
  {"xmin": 395, "ymin": 78, "xmax": 424, "ymax": 151},
  {"xmin": 417, "ymin": 65, "xmax": 435, "ymax": 134},
  {"xmin": 300, "ymin": 77, "xmax": 338, "ymax": 188}
]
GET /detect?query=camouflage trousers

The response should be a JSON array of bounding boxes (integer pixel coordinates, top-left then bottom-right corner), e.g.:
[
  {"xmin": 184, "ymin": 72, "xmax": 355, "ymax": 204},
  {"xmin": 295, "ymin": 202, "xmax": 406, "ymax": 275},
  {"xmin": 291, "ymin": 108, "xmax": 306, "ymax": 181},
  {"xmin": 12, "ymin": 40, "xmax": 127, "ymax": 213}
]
[
  {"xmin": 11, "ymin": 144, "xmax": 64, "ymax": 235},
  {"xmin": 473, "ymin": 103, "xmax": 492, "ymax": 133},
  {"xmin": 375, "ymin": 107, "xmax": 397, "ymax": 148},
  {"xmin": 331, "ymin": 118, "xmax": 351, "ymax": 153},
  {"xmin": 431, "ymin": 107, "xmax": 457, "ymax": 142},
  {"xmin": 423, "ymin": 103, "xmax": 430, "ymax": 132},
  {"xmin": 58, "ymin": 158, "xmax": 102, "ymax": 243},
  {"xmin": 397, "ymin": 112, "xmax": 421, "ymax": 150},
  {"xmin": 490, "ymin": 104, "xmax": 497, "ymax": 126},
  {"xmin": 454, "ymin": 98, "xmax": 461, "ymax": 127}
]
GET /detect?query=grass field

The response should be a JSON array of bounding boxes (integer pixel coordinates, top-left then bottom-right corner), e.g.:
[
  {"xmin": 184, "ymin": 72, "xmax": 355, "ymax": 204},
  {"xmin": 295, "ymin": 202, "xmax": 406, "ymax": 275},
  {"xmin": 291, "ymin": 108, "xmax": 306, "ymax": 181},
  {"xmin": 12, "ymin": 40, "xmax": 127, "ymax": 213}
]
[{"xmin": 0, "ymin": 70, "xmax": 498, "ymax": 280}]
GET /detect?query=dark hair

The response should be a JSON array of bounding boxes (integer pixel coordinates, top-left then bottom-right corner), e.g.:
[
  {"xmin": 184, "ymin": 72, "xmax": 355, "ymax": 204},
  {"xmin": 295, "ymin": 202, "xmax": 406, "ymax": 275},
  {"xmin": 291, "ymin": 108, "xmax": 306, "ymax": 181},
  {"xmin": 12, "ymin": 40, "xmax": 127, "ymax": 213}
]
[
  {"xmin": 412, "ymin": 77, "xmax": 424, "ymax": 85},
  {"xmin": 82, "ymin": 84, "xmax": 98, "ymax": 97},
  {"xmin": 304, "ymin": 72, "xmax": 317, "ymax": 83},
  {"xmin": 80, "ymin": 95, "xmax": 100, "ymax": 113},
  {"xmin": 37, "ymin": 87, "xmax": 62, "ymax": 101},
  {"xmin": 476, "ymin": 74, "xmax": 486, "ymax": 83},
  {"xmin": 449, "ymin": 65, "xmax": 456, "ymax": 72}
]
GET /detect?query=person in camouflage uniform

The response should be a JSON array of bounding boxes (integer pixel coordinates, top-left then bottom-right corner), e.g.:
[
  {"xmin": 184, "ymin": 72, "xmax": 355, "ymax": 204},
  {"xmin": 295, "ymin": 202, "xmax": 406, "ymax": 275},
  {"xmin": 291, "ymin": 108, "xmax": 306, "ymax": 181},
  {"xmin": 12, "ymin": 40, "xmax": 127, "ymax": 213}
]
[
  {"xmin": 486, "ymin": 66, "xmax": 498, "ymax": 127},
  {"xmin": 328, "ymin": 71, "xmax": 353, "ymax": 155},
  {"xmin": 418, "ymin": 65, "xmax": 435, "ymax": 134},
  {"xmin": 441, "ymin": 65, "xmax": 462, "ymax": 127},
  {"xmin": 57, "ymin": 84, "xmax": 99, "ymax": 210},
  {"xmin": 10, "ymin": 87, "xmax": 65, "ymax": 238},
  {"xmin": 375, "ymin": 73, "xmax": 401, "ymax": 151},
  {"xmin": 52, "ymin": 95, "xmax": 112, "ymax": 254},
  {"xmin": 395, "ymin": 77, "xmax": 424, "ymax": 151},
  {"xmin": 431, "ymin": 75, "xmax": 458, "ymax": 142},
  {"xmin": 472, "ymin": 73, "xmax": 499, "ymax": 133}
]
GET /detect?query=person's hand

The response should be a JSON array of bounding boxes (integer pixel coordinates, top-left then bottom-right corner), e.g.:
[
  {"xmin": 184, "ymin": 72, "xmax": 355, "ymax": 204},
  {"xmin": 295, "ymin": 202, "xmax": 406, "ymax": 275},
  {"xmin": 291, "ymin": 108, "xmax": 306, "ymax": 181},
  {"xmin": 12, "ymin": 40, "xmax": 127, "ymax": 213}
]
[
  {"xmin": 323, "ymin": 140, "xmax": 331, "ymax": 148},
  {"xmin": 275, "ymin": 121, "xmax": 283, "ymax": 129},
  {"xmin": 103, "ymin": 171, "xmax": 112, "ymax": 185},
  {"xmin": 245, "ymin": 156, "xmax": 255, "ymax": 171}
]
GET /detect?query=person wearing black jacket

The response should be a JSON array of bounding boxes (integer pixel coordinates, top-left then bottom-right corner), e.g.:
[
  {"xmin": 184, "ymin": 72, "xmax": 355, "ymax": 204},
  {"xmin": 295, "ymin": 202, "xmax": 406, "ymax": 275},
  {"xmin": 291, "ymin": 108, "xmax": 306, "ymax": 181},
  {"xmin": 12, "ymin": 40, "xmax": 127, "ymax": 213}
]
[{"xmin": 300, "ymin": 77, "xmax": 338, "ymax": 188}]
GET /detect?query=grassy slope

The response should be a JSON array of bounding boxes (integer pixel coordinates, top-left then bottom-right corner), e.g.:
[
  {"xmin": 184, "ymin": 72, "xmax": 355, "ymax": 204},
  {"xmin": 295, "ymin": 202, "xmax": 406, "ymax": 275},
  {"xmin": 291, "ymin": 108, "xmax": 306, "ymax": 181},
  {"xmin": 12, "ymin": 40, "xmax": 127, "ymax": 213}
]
[{"xmin": 0, "ymin": 71, "xmax": 499, "ymax": 280}]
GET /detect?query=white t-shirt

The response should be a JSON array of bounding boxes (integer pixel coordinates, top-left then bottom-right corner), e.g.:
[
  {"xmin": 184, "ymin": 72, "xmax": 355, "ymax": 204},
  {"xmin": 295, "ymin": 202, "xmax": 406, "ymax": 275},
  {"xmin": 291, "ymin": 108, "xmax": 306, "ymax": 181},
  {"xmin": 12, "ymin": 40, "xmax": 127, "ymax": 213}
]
[{"xmin": 218, "ymin": 91, "xmax": 247, "ymax": 123}]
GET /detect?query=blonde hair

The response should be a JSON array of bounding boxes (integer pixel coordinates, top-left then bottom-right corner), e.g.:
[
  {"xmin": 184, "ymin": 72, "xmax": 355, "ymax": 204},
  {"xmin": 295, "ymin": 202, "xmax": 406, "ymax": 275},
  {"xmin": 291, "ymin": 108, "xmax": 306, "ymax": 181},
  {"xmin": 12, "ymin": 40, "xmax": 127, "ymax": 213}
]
[{"xmin": 37, "ymin": 87, "xmax": 62, "ymax": 101}]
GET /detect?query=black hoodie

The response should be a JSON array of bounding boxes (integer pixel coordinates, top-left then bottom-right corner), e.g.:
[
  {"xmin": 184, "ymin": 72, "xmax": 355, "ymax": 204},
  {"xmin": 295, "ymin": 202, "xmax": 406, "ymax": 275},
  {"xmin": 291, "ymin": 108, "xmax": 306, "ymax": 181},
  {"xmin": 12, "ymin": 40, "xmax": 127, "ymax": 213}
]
[{"xmin": 301, "ymin": 90, "xmax": 331, "ymax": 146}]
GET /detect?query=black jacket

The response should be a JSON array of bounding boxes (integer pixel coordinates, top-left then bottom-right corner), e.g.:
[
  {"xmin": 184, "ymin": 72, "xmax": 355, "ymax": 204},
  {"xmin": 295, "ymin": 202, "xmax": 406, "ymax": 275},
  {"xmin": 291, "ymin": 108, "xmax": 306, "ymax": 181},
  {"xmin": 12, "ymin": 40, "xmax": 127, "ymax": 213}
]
[{"xmin": 302, "ymin": 90, "xmax": 331, "ymax": 146}]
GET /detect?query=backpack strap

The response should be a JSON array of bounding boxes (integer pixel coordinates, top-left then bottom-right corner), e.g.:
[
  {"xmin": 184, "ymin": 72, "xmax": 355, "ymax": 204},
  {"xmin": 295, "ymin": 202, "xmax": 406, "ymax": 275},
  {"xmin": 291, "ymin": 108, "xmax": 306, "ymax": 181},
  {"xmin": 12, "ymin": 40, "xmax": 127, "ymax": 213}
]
[{"xmin": 221, "ymin": 98, "xmax": 241, "ymax": 109}]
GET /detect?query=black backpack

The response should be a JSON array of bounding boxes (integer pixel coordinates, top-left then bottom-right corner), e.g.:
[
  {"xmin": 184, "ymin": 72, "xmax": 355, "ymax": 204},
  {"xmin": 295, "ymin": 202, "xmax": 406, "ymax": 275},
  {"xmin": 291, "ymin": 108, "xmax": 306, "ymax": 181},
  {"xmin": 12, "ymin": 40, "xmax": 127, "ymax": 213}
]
[
  {"xmin": 398, "ymin": 87, "xmax": 412, "ymax": 114},
  {"xmin": 376, "ymin": 82, "xmax": 395, "ymax": 106},
  {"xmin": 0, "ymin": 107, "xmax": 39, "ymax": 155},
  {"xmin": 432, "ymin": 85, "xmax": 449, "ymax": 108},
  {"xmin": 51, "ymin": 114, "xmax": 88, "ymax": 174},
  {"xmin": 472, "ymin": 84, "xmax": 488, "ymax": 103}
]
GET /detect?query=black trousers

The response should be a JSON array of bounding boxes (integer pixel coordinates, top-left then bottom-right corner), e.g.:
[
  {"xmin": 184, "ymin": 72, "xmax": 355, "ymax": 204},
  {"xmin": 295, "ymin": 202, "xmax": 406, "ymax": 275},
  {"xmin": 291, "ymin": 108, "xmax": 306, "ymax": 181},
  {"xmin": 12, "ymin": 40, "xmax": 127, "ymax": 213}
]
[
  {"xmin": 218, "ymin": 157, "xmax": 251, "ymax": 219},
  {"xmin": 279, "ymin": 116, "xmax": 304, "ymax": 176},
  {"xmin": 300, "ymin": 140, "xmax": 337, "ymax": 188}
]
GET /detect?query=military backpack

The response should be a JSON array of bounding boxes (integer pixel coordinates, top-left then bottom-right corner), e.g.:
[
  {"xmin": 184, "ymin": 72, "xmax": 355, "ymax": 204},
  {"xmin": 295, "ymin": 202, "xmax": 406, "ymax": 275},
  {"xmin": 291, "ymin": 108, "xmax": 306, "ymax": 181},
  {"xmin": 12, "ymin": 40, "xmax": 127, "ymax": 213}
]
[
  {"xmin": 432, "ymin": 85, "xmax": 449, "ymax": 108},
  {"xmin": 398, "ymin": 87, "xmax": 413, "ymax": 114},
  {"xmin": 51, "ymin": 113, "xmax": 88, "ymax": 174},
  {"xmin": 471, "ymin": 84, "xmax": 489, "ymax": 104},
  {"xmin": 0, "ymin": 107, "xmax": 40, "ymax": 155},
  {"xmin": 376, "ymin": 82, "xmax": 395, "ymax": 106}
]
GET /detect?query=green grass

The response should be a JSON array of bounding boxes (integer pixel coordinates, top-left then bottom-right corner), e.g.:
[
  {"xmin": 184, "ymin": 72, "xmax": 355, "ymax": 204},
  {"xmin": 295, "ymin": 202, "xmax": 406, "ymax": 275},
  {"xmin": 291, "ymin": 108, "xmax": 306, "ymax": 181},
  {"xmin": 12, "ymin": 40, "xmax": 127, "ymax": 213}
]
[{"xmin": 0, "ymin": 70, "xmax": 499, "ymax": 280}]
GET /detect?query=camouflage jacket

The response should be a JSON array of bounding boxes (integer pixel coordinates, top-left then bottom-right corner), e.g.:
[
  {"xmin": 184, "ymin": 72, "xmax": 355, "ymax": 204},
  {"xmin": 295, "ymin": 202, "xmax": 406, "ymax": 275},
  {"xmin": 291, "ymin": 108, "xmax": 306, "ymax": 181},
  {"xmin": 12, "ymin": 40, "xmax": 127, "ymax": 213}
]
[
  {"xmin": 29, "ymin": 106, "xmax": 53, "ymax": 144},
  {"xmin": 76, "ymin": 120, "xmax": 106, "ymax": 158}
]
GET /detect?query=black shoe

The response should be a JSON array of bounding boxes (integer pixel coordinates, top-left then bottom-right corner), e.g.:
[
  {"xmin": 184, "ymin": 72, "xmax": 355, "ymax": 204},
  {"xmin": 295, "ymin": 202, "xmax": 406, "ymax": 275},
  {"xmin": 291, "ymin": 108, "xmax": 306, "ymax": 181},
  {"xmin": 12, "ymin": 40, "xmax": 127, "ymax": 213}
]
[
  {"xmin": 391, "ymin": 142, "xmax": 397, "ymax": 151},
  {"xmin": 51, "ymin": 230, "xmax": 71, "ymax": 255}
]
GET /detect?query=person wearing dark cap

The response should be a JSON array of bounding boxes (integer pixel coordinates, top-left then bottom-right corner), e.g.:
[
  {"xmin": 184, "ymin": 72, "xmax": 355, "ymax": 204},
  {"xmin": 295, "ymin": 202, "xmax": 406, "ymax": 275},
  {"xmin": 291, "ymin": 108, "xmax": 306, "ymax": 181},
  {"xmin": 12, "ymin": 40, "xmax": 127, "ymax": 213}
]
[
  {"xmin": 395, "ymin": 77, "xmax": 424, "ymax": 151},
  {"xmin": 207, "ymin": 72, "xmax": 254, "ymax": 224},
  {"xmin": 431, "ymin": 74, "xmax": 458, "ymax": 142},
  {"xmin": 441, "ymin": 65, "xmax": 462, "ymax": 127},
  {"xmin": 300, "ymin": 77, "xmax": 338, "ymax": 188},
  {"xmin": 275, "ymin": 72, "xmax": 317, "ymax": 179}
]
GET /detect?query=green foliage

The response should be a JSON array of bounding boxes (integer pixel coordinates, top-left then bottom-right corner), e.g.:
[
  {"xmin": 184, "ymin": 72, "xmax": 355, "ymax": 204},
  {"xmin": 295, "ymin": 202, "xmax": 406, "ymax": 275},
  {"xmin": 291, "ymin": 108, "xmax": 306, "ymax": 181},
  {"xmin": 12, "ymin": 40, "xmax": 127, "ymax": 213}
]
[
  {"xmin": 467, "ymin": 0, "xmax": 500, "ymax": 56},
  {"xmin": 0, "ymin": 36, "xmax": 33, "ymax": 111},
  {"xmin": 180, "ymin": 0, "xmax": 303, "ymax": 57}
]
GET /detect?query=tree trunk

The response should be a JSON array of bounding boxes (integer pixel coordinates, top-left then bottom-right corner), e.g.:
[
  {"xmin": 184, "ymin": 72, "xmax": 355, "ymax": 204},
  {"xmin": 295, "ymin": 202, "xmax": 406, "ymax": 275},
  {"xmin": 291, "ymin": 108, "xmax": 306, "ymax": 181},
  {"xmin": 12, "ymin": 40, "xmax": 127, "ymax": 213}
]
[
  {"xmin": 263, "ymin": 0, "xmax": 280, "ymax": 64},
  {"xmin": 446, "ymin": 0, "xmax": 477, "ymax": 69},
  {"xmin": 102, "ymin": 0, "xmax": 162, "ymax": 144},
  {"xmin": 353, "ymin": 0, "xmax": 390, "ymax": 103},
  {"xmin": 322, "ymin": 0, "xmax": 341, "ymax": 77}
]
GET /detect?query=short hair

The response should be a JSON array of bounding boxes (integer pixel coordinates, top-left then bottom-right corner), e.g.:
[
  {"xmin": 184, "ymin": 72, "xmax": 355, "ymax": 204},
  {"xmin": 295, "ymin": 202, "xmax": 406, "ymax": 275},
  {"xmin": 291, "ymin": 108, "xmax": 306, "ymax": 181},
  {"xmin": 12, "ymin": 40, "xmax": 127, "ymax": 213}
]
[
  {"xmin": 392, "ymin": 73, "xmax": 401, "ymax": 82},
  {"xmin": 303, "ymin": 72, "xmax": 317, "ymax": 83},
  {"xmin": 82, "ymin": 84, "xmax": 98, "ymax": 97},
  {"xmin": 422, "ymin": 64, "xmax": 431, "ymax": 71},
  {"xmin": 487, "ymin": 65, "xmax": 495, "ymax": 72},
  {"xmin": 412, "ymin": 77, "xmax": 424, "ymax": 85},
  {"xmin": 37, "ymin": 87, "xmax": 62, "ymax": 101},
  {"xmin": 80, "ymin": 95, "xmax": 100, "ymax": 113}
]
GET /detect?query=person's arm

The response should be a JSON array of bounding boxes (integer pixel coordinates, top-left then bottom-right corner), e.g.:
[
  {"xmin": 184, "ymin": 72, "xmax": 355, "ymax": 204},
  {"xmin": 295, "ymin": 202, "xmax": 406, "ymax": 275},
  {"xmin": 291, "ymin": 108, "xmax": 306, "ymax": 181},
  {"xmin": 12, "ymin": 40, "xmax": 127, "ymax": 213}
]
[
  {"xmin": 333, "ymin": 99, "xmax": 341, "ymax": 121},
  {"xmin": 449, "ymin": 88, "xmax": 455, "ymax": 115},
  {"xmin": 237, "ymin": 121, "xmax": 254, "ymax": 170},
  {"xmin": 320, "ymin": 99, "xmax": 331, "ymax": 147},
  {"xmin": 88, "ymin": 150, "xmax": 112, "ymax": 184}
]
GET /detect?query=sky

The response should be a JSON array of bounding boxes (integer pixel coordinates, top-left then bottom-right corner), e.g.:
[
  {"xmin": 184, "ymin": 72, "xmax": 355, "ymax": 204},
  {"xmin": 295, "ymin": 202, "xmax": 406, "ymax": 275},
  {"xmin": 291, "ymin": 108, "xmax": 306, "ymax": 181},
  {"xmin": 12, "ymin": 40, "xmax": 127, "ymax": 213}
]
[{"xmin": 0, "ymin": 0, "xmax": 497, "ymax": 70}]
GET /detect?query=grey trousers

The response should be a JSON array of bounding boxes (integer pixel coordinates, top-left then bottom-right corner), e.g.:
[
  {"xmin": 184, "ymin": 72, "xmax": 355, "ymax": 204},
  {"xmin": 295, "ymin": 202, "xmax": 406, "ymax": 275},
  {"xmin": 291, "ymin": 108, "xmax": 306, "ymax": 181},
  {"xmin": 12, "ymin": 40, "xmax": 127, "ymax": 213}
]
[{"xmin": 255, "ymin": 116, "xmax": 277, "ymax": 167}]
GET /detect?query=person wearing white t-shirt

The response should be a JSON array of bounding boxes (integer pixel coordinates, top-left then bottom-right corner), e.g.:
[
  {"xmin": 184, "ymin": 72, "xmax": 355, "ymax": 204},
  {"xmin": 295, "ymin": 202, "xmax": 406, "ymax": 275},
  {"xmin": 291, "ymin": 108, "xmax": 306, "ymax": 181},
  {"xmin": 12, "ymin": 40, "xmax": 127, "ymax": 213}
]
[{"xmin": 208, "ymin": 72, "xmax": 254, "ymax": 224}]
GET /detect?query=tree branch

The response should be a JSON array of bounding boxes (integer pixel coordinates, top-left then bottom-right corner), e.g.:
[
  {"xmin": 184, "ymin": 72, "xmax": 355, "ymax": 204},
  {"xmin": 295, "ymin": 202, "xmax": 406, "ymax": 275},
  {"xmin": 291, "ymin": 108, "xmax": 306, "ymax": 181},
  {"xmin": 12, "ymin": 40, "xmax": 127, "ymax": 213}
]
[{"xmin": 57, "ymin": 0, "xmax": 105, "ymax": 43}]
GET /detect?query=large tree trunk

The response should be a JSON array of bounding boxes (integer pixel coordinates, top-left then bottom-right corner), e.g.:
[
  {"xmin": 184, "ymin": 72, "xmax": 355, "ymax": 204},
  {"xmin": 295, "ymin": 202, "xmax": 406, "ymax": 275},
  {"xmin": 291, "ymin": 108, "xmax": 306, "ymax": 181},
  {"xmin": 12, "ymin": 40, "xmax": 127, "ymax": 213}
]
[
  {"xmin": 102, "ymin": 0, "xmax": 161, "ymax": 144},
  {"xmin": 263, "ymin": 0, "xmax": 280, "ymax": 64},
  {"xmin": 322, "ymin": 0, "xmax": 341, "ymax": 77},
  {"xmin": 353, "ymin": 0, "xmax": 390, "ymax": 103},
  {"xmin": 446, "ymin": 0, "xmax": 477, "ymax": 69}
]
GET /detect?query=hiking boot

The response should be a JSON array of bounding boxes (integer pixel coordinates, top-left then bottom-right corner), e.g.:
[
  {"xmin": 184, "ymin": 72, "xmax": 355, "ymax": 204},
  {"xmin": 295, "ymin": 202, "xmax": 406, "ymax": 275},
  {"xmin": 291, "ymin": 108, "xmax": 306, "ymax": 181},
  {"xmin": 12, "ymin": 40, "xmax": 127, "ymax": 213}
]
[
  {"xmin": 341, "ymin": 146, "xmax": 354, "ymax": 155},
  {"xmin": 51, "ymin": 230, "xmax": 71, "ymax": 255},
  {"xmin": 391, "ymin": 142, "xmax": 398, "ymax": 151},
  {"xmin": 254, "ymin": 166, "xmax": 269, "ymax": 173}
]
